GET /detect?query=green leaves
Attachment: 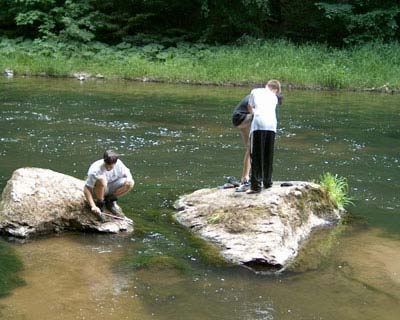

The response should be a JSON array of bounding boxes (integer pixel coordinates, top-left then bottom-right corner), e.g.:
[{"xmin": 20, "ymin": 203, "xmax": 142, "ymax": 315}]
[
  {"xmin": 316, "ymin": 1, "xmax": 400, "ymax": 44},
  {"xmin": 8, "ymin": 0, "xmax": 103, "ymax": 42},
  {"xmin": 1, "ymin": 0, "xmax": 400, "ymax": 47}
]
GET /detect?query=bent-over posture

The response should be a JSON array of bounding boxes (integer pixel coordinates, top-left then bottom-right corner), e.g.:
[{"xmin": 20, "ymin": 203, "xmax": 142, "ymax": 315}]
[{"xmin": 247, "ymin": 80, "xmax": 281, "ymax": 194}]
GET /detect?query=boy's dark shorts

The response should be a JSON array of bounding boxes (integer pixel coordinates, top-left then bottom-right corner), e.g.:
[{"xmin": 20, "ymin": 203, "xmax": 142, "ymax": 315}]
[{"xmin": 232, "ymin": 112, "xmax": 249, "ymax": 127}]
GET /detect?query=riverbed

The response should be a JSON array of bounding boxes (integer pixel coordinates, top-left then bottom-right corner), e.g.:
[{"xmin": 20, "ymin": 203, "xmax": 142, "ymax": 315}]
[{"xmin": 0, "ymin": 78, "xmax": 399, "ymax": 319}]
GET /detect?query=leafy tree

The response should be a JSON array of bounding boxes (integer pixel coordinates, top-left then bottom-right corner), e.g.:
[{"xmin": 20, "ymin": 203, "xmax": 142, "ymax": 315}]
[
  {"xmin": 0, "ymin": 0, "xmax": 399, "ymax": 45},
  {"xmin": 200, "ymin": 0, "xmax": 277, "ymax": 42},
  {"xmin": 6, "ymin": 0, "xmax": 105, "ymax": 41},
  {"xmin": 316, "ymin": 0, "xmax": 400, "ymax": 44},
  {"xmin": 93, "ymin": 0, "xmax": 204, "ymax": 44}
]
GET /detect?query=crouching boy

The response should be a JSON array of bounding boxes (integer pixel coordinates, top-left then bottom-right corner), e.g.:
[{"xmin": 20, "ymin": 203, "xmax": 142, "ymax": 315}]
[{"xmin": 83, "ymin": 150, "xmax": 134, "ymax": 219}]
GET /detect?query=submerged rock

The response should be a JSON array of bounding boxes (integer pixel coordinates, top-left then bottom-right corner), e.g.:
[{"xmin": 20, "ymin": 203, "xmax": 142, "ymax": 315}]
[
  {"xmin": 73, "ymin": 72, "xmax": 91, "ymax": 81},
  {"xmin": 0, "ymin": 168, "xmax": 133, "ymax": 238},
  {"xmin": 4, "ymin": 69, "xmax": 14, "ymax": 77},
  {"xmin": 174, "ymin": 182, "xmax": 341, "ymax": 272}
]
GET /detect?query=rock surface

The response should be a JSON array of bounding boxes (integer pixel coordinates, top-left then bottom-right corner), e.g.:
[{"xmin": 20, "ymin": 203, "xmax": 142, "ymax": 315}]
[
  {"xmin": 174, "ymin": 182, "xmax": 341, "ymax": 271},
  {"xmin": 0, "ymin": 168, "xmax": 133, "ymax": 238}
]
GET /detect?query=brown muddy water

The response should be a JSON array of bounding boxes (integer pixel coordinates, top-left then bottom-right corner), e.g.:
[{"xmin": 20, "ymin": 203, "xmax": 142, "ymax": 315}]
[{"xmin": 0, "ymin": 78, "xmax": 399, "ymax": 319}]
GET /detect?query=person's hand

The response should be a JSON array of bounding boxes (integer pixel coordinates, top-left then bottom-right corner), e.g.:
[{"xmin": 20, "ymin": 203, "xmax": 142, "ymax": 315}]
[{"xmin": 91, "ymin": 205, "xmax": 101, "ymax": 214}]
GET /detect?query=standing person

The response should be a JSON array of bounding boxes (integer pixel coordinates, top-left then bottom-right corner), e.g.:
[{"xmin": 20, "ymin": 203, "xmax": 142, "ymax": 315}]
[
  {"xmin": 83, "ymin": 150, "xmax": 134, "ymax": 219},
  {"xmin": 246, "ymin": 80, "xmax": 281, "ymax": 194},
  {"xmin": 232, "ymin": 92, "xmax": 283, "ymax": 192},
  {"xmin": 232, "ymin": 95, "xmax": 252, "ymax": 191}
]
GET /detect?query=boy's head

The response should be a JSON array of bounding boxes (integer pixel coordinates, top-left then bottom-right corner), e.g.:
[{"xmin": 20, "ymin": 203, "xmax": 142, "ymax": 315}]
[
  {"xmin": 103, "ymin": 150, "xmax": 118, "ymax": 171},
  {"xmin": 266, "ymin": 80, "xmax": 281, "ymax": 94}
]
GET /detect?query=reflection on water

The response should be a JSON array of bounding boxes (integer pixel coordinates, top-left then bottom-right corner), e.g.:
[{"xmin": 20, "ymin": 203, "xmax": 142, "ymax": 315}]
[
  {"xmin": 0, "ymin": 234, "xmax": 150, "ymax": 320},
  {"xmin": 0, "ymin": 78, "xmax": 399, "ymax": 319},
  {"xmin": 1, "ymin": 230, "xmax": 400, "ymax": 320}
]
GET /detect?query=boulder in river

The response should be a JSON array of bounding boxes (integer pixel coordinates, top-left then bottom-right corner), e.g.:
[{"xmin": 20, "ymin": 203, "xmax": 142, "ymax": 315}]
[
  {"xmin": 0, "ymin": 168, "xmax": 133, "ymax": 238},
  {"xmin": 174, "ymin": 182, "xmax": 342, "ymax": 272}
]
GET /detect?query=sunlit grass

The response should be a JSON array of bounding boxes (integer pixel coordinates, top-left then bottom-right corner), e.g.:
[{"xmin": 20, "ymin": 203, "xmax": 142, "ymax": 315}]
[
  {"xmin": 1, "ymin": 38, "xmax": 399, "ymax": 90},
  {"xmin": 319, "ymin": 172, "xmax": 354, "ymax": 210}
]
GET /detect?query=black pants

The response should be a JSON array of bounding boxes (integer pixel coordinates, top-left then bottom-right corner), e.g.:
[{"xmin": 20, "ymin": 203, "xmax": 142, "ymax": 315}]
[{"xmin": 250, "ymin": 130, "xmax": 275, "ymax": 191}]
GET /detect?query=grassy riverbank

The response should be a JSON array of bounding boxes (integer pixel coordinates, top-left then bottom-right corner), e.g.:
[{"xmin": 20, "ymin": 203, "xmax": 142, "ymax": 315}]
[{"xmin": 1, "ymin": 38, "xmax": 399, "ymax": 91}]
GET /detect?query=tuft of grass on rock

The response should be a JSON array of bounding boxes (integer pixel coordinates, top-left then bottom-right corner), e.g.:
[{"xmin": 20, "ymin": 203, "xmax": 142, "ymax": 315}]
[{"xmin": 319, "ymin": 172, "xmax": 354, "ymax": 210}]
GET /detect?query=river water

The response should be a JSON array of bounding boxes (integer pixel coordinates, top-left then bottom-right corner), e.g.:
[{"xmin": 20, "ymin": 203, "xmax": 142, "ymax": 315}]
[{"xmin": 0, "ymin": 78, "xmax": 399, "ymax": 319}]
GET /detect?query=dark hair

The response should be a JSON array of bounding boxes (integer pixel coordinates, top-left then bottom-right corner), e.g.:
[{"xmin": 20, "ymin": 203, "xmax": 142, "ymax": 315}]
[{"xmin": 103, "ymin": 150, "xmax": 118, "ymax": 164}]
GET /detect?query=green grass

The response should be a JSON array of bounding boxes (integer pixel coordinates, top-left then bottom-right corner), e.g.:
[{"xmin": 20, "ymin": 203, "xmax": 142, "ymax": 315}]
[
  {"xmin": 319, "ymin": 172, "xmax": 354, "ymax": 210},
  {"xmin": 1, "ymin": 38, "xmax": 400, "ymax": 91}
]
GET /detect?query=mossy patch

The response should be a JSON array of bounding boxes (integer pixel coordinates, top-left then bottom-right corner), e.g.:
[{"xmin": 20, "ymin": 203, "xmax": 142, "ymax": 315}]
[
  {"xmin": 117, "ymin": 208, "xmax": 230, "ymax": 276},
  {"xmin": 286, "ymin": 221, "xmax": 348, "ymax": 272},
  {"xmin": 0, "ymin": 240, "xmax": 25, "ymax": 297},
  {"xmin": 206, "ymin": 207, "xmax": 273, "ymax": 233},
  {"xmin": 290, "ymin": 187, "xmax": 338, "ymax": 222}
]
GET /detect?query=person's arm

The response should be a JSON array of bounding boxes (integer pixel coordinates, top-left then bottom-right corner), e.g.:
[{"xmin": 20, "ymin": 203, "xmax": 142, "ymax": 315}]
[
  {"xmin": 124, "ymin": 168, "xmax": 133, "ymax": 183},
  {"xmin": 120, "ymin": 161, "xmax": 134, "ymax": 183},
  {"xmin": 83, "ymin": 185, "xmax": 101, "ymax": 214},
  {"xmin": 247, "ymin": 91, "xmax": 255, "ymax": 114}
]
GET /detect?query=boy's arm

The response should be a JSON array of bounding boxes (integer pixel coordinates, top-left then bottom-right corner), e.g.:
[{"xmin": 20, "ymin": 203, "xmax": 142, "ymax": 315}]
[
  {"xmin": 120, "ymin": 161, "xmax": 134, "ymax": 183},
  {"xmin": 83, "ymin": 185, "xmax": 101, "ymax": 214},
  {"xmin": 247, "ymin": 91, "xmax": 255, "ymax": 114}
]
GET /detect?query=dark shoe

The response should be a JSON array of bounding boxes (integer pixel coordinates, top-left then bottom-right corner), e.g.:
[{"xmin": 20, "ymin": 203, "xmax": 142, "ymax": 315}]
[
  {"xmin": 105, "ymin": 195, "xmax": 121, "ymax": 215},
  {"xmin": 98, "ymin": 212, "xmax": 106, "ymax": 222},
  {"xmin": 95, "ymin": 200, "xmax": 106, "ymax": 212},
  {"xmin": 280, "ymin": 182, "xmax": 293, "ymax": 187},
  {"xmin": 94, "ymin": 200, "xmax": 106, "ymax": 222}
]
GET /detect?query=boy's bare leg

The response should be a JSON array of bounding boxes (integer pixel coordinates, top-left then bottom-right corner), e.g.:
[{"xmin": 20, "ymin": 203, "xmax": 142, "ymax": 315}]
[
  {"xmin": 105, "ymin": 180, "xmax": 134, "ymax": 215},
  {"xmin": 111, "ymin": 180, "xmax": 134, "ymax": 197},
  {"xmin": 240, "ymin": 122, "xmax": 251, "ymax": 183},
  {"xmin": 242, "ymin": 145, "xmax": 251, "ymax": 182},
  {"xmin": 93, "ymin": 178, "xmax": 107, "ymax": 200}
]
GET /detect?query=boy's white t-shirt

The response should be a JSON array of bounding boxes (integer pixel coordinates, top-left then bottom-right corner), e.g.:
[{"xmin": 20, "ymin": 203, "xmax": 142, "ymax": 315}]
[
  {"xmin": 85, "ymin": 159, "xmax": 132, "ymax": 188},
  {"xmin": 248, "ymin": 87, "xmax": 278, "ymax": 134}
]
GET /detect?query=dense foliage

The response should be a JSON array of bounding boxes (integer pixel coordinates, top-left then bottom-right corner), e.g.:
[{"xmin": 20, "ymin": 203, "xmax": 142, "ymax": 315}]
[{"xmin": 0, "ymin": 0, "xmax": 399, "ymax": 46}]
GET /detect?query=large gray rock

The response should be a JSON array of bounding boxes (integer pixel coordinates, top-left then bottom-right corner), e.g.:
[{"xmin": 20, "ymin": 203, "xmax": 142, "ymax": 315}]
[
  {"xmin": 174, "ymin": 182, "xmax": 341, "ymax": 271},
  {"xmin": 0, "ymin": 168, "xmax": 133, "ymax": 238}
]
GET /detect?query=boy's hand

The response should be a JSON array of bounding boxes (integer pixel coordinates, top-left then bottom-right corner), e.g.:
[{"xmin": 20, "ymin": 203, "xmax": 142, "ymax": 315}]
[{"xmin": 91, "ymin": 206, "xmax": 101, "ymax": 214}]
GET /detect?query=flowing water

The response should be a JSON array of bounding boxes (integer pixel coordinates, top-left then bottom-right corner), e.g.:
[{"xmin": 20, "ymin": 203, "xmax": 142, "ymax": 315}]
[{"xmin": 0, "ymin": 78, "xmax": 399, "ymax": 319}]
